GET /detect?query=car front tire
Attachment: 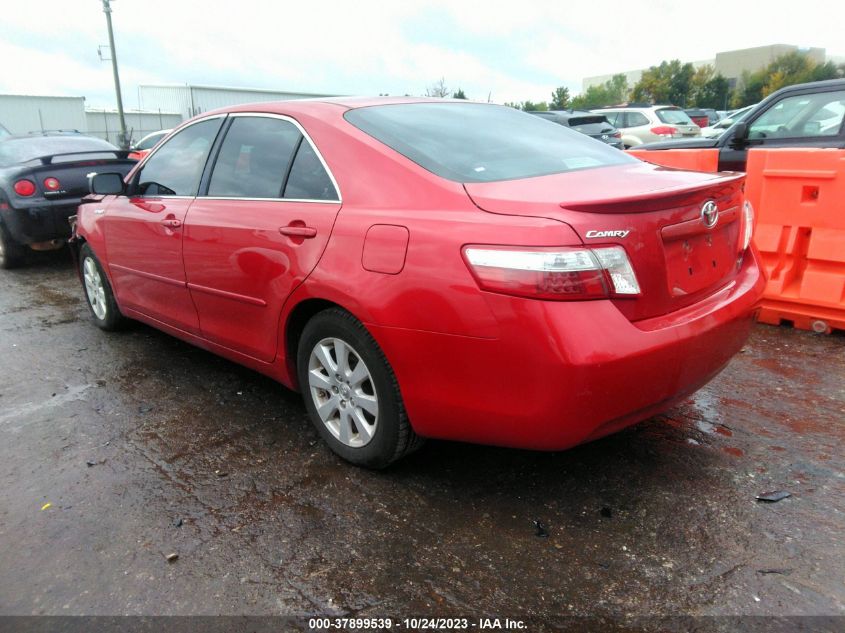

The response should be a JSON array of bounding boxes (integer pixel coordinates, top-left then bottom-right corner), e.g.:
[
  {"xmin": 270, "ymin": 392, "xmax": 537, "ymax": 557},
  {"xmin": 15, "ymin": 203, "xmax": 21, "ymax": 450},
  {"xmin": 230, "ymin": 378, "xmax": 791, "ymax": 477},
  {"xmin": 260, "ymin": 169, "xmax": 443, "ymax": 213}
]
[
  {"xmin": 297, "ymin": 308, "xmax": 423, "ymax": 468},
  {"xmin": 79, "ymin": 243, "xmax": 124, "ymax": 331}
]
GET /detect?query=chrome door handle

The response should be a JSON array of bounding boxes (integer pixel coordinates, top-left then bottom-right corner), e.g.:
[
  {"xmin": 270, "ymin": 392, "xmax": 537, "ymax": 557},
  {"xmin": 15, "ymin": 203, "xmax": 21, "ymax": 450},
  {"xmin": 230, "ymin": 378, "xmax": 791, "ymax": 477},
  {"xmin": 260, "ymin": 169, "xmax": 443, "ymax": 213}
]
[
  {"xmin": 279, "ymin": 226, "xmax": 317, "ymax": 238},
  {"xmin": 161, "ymin": 218, "xmax": 182, "ymax": 228}
]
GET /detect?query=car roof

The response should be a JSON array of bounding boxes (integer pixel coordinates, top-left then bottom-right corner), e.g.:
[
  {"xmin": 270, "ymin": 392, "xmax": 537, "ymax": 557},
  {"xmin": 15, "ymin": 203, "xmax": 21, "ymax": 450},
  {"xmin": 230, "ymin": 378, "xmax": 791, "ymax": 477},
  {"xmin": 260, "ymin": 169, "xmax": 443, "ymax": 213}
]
[
  {"xmin": 202, "ymin": 96, "xmax": 482, "ymax": 118},
  {"xmin": 772, "ymin": 78, "xmax": 845, "ymax": 94}
]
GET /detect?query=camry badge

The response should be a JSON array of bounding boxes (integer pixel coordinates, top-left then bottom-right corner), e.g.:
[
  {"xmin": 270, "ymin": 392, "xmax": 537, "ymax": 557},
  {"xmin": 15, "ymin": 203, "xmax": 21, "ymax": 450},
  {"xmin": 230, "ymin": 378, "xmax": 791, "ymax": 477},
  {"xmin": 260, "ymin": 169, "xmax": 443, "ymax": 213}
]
[
  {"xmin": 700, "ymin": 200, "xmax": 719, "ymax": 228},
  {"xmin": 585, "ymin": 230, "xmax": 629, "ymax": 238}
]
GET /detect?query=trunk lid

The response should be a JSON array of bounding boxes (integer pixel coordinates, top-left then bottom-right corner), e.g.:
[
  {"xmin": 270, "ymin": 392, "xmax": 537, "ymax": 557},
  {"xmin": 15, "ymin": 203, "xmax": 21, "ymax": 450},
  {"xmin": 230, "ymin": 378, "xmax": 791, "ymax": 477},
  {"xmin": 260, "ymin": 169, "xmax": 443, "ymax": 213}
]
[{"xmin": 463, "ymin": 162, "xmax": 746, "ymax": 321}]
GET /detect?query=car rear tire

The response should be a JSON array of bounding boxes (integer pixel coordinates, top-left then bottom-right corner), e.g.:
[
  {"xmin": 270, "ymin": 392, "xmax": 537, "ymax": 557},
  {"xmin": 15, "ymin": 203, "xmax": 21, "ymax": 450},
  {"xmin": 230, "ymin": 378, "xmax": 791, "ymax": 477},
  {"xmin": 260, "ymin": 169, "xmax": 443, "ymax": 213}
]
[
  {"xmin": 297, "ymin": 308, "xmax": 423, "ymax": 468},
  {"xmin": 79, "ymin": 243, "xmax": 125, "ymax": 331},
  {"xmin": 0, "ymin": 221, "xmax": 26, "ymax": 269}
]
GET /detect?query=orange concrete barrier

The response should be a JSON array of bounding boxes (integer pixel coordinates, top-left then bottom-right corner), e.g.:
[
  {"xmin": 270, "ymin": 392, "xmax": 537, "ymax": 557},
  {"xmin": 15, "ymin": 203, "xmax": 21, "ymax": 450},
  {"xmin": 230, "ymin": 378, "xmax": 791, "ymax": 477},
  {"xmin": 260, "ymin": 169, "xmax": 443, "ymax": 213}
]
[
  {"xmin": 747, "ymin": 148, "xmax": 845, "ymax": 334},
  {"xmin": 627, "ymin": 148, "xmax": 720, "ymax": 172}
]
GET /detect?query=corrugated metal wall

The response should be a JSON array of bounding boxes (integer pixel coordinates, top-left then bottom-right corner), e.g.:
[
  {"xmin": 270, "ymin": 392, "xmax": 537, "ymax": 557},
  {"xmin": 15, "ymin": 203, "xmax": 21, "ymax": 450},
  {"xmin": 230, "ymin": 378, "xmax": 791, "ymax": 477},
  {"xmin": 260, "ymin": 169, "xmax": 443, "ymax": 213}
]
[
  {"xmin": 0, "ymin": 95, "xmax": 87, "ymax": 134},
  {"xmin": 139, "ymin": 85, "xmax": 336, "ymax": 118},
  {"xmin": 85, "ymin": 109, "xmax": 183, "ymax": 145},
  {"xmin": 136, "ymin": 86, "xmax": 192, "ymax": 118}
]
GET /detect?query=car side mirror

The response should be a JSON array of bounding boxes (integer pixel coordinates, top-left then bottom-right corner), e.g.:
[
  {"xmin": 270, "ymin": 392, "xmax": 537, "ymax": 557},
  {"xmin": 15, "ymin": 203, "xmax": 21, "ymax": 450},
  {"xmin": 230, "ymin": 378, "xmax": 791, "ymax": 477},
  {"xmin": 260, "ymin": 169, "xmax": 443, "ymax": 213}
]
[
  {"xmin": 89, "ymin": 172, "xmax": 125, "ymax": 195},
  {"xmin": 732, "ymin": 121, "xmax": 749, "ymax": 142}
]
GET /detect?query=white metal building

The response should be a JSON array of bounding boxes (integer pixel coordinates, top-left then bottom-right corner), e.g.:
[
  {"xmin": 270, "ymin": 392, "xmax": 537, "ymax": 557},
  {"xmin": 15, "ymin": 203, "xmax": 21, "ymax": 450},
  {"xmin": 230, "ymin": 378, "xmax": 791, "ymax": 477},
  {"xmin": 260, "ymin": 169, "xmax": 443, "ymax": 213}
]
[
  {"xmin": 0, "ymin": 95, "xmax": 87, "ymax": 134},
  {"xmin": 137, "ymin": 84, "xmax": 338, "ymax": 119},
  {"xmin": 1, "ymin": 84, "xmax": 340, "ymax": 146},
  {"xmin": 0, "ymin": 94, "xmax": 181, "ymax": 146}
]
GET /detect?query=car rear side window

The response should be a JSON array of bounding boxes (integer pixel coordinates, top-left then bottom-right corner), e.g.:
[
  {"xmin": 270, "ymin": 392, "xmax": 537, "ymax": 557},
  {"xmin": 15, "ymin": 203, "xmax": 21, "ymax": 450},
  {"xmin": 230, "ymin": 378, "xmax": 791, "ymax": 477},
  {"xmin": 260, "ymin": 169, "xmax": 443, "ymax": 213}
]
[
  {"xmin": 136, "ymin": 118, "xmax": 222, "ymax": 196},
  {"xmin": 283, "ymin": 141, "xmax": 338, "ymax": 201},
  {"xmin": 208, "ymin": 117, "xmax": 302, "ymax": 199},
  {"xmin": 625, "ymin": 112, "xmax": 650, "ymax": 127},
  {"xmin": 345, "ymin": 103, "xmax": 633, "ymax": 183}
]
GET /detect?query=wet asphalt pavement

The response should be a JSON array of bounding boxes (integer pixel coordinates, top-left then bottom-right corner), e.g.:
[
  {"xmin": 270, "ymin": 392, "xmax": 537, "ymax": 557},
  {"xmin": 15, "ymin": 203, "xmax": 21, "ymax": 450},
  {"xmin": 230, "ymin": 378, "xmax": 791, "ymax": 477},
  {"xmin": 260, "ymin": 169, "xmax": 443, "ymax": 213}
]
[{"xmin": 0, "ymin": 251, "xmax": 843, "ymax": 624}]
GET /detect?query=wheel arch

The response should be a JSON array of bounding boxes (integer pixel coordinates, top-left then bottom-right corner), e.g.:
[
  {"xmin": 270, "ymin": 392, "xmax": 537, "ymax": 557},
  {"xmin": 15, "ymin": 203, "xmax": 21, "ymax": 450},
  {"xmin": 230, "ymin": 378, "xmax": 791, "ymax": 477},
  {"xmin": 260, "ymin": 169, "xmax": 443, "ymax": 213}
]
[{"xmin": 283, "ymin": 297, "xmax": 364, "ymax": 391}]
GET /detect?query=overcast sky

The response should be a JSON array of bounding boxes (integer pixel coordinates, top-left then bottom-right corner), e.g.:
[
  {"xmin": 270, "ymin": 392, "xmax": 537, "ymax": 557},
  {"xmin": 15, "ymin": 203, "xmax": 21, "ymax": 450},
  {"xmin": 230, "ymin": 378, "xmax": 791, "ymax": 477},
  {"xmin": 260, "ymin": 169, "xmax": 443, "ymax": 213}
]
[{"xmin": 1, "ymin": 0, "xmax": 843, "ymax": 109}]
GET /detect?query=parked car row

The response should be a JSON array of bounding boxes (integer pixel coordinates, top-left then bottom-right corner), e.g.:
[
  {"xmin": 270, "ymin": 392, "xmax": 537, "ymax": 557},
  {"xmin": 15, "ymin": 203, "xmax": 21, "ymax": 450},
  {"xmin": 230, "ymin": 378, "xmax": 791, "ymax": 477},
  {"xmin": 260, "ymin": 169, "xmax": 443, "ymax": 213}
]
[
  {"xmin": 636, "ymin": 79, "xmax": 845, "ymax": 171},
  {"xmin": 528, "ymin": 110, "xmax": 624, "ymax": 149},
  {"xmin": 530, "ymin": 104, "xmax": 706, "ymax": 150}
]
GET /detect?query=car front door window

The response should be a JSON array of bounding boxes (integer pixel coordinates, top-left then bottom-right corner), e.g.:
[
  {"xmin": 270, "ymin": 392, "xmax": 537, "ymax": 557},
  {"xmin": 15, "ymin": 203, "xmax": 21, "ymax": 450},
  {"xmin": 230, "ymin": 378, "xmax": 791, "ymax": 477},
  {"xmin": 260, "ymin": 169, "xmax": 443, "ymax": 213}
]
[
  {"xmin": 749, "ymin": 91, "xmax": 845, "ymax": 140},
  {"xmin": 136, "ymin": 118, "xmax": 223, "ymax": 196}
]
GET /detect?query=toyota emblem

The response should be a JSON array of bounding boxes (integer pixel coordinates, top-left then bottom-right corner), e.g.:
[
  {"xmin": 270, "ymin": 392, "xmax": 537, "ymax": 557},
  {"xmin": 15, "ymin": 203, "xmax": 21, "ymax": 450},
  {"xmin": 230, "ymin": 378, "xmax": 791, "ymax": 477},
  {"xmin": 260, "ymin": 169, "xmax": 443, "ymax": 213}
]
[{"xmin": 700, "ymin": 200, "xmax": 719, "ymax": 228}]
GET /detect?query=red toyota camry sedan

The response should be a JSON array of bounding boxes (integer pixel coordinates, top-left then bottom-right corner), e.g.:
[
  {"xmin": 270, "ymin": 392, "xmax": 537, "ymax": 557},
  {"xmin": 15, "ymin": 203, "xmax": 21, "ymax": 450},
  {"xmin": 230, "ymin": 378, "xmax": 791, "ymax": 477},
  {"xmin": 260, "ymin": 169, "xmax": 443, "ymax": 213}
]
[{"xmin": 74, "ymin": 98, "xmax": 764, "ymax": 468}]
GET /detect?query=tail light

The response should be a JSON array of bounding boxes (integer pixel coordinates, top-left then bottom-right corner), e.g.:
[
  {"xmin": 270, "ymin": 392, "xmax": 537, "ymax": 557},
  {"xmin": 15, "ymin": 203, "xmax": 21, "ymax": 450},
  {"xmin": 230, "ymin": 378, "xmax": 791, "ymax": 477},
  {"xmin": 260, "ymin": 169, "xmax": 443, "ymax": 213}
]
[
  {"xmin": 740, "ymin": 200, "xmax": 755, "ymax": 252},
  {"xmin": 13, "ymin": 179, "xmax": 36, "ymax": 196},
  {"xmin": 43, "ymin": 177, "xmax": 61, "ymax": 191},
  {"xmin": 650, "ymin": 126, "xmax": 677, "ymax": 137},
  {"xmin": 463, "ymin": 245, "xmax": 640, "ymax": 301}
]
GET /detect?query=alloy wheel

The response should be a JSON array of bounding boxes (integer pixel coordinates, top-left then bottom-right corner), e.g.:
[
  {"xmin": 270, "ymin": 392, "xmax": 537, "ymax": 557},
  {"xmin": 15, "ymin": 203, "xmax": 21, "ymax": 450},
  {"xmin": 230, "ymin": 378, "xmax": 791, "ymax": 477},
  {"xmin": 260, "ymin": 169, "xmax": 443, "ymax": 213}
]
[
  {"xmin": 82, "ymin": 256, "xmax": 108, "ymax": 320},
  {"xmin": 308, "ymin": 337, "xmax": 379, "ymax": 448}
]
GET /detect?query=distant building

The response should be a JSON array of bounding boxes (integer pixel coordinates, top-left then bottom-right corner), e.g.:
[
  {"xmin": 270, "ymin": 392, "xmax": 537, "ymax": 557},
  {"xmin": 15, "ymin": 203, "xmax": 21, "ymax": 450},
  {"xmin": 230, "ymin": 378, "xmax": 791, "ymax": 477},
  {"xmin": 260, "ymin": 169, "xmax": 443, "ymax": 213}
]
[
  {"xmin": 0, "ymin": 95, "xmax": 87, "ymax": 135},
  {"xmin": 583, "ymin": 43, "xmax": 832, "ymax": 92},
  {"xmin": 1, "ymin": 84, "xmax": 341, "ymax": 145},
  {"xmin": 137, "ymin": 84, "xmax": 339, "ymax": 119}
]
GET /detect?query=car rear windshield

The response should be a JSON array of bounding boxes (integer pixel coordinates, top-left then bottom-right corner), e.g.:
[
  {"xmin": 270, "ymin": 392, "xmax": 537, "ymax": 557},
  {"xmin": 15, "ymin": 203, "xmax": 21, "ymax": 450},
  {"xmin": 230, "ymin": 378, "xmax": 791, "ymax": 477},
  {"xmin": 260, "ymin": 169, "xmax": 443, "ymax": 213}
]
[
  {"xmin": 567, "ymin": 115, "xmax": 609, "ymax": 127},
  {"xmin": 0, "ymin": 136, "xmax": 118, "ymax": 168},
  {"xmin": 656, "ymin": 108, "xmax": 695, "ymax": 125},
  {"xmin": 344, "ymin": 103, "xmax": 634, "ymax": 183}
]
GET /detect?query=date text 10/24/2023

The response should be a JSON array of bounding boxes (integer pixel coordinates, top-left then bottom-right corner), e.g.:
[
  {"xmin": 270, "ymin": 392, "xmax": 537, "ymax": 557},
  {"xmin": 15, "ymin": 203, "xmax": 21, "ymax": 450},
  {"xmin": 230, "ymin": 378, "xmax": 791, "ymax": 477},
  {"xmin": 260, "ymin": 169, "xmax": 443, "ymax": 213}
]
[{"xmin": 308, "ymin": 617, "xmax": 527, "ymax": 630}]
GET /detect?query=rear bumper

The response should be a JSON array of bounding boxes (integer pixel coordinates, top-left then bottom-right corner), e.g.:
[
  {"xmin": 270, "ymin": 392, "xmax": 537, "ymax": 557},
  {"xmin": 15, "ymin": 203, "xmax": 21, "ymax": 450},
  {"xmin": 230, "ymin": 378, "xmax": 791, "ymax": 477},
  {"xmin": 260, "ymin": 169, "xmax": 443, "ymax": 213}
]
[
  {"xmin": 370, "ymin": 249, "xmax": 765, "ymax": 451},
  {"xmin": 2, "ymin": 202, "xmax": 78, "ymax": 245}
]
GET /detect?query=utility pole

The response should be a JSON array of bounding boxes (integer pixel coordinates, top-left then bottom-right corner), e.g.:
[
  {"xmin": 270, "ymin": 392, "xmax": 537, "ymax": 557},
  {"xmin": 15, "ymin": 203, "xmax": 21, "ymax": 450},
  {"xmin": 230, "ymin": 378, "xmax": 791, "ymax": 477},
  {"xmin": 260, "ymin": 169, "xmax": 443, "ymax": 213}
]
[{"xmin": 101, "ymin": 0, "xmax": 128, "ymax": 148}]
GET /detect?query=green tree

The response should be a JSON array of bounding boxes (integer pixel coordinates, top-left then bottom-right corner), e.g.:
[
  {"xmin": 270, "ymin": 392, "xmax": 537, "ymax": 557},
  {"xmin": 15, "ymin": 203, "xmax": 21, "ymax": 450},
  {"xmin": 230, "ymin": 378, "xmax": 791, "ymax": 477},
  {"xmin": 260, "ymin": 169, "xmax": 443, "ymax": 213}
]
[
  {"xmin": 731, "ymin": 52, "xmax": 845, "ymax": 107},
  {"xmin": 452, "ymin": 88, "xmax": 467, "ymax": 99},
  {"xmin": 631, "ymin": 59, "xmax": 695, "ymax": 105},
  {"xmin": 570, "ymin": 74, "xmax": 630, "ymax": 109},
  {"xmin": 550, "ymin": 86, "xmax": 570, "ymax": 110},
  {"xmin": 520, "ymin": 100, "xmax": 549, "ymax": 111},
  {"xmin": 689, "ymin": 66, "xmax": 730, "ymax": 109}
]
